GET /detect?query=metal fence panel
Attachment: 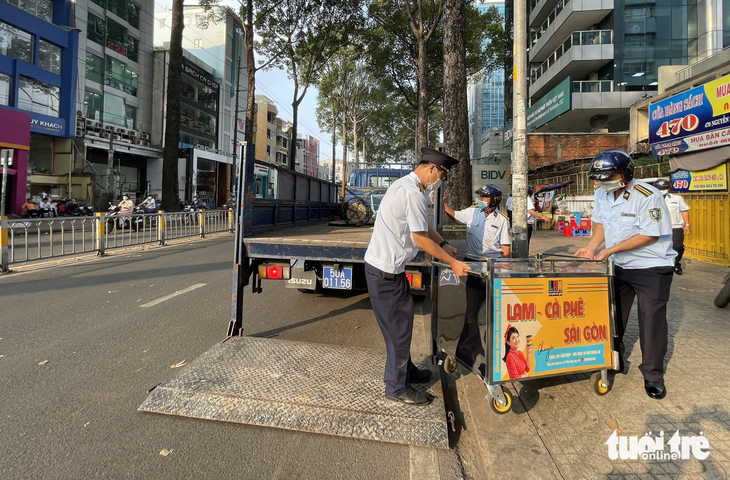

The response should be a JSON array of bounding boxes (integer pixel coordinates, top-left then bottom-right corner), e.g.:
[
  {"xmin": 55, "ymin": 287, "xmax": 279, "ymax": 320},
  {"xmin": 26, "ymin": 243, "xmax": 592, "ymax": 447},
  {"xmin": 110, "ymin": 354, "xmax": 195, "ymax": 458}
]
[{"xmin": 684, "ymin": 193, "xmax": 729, "ymax": 266}]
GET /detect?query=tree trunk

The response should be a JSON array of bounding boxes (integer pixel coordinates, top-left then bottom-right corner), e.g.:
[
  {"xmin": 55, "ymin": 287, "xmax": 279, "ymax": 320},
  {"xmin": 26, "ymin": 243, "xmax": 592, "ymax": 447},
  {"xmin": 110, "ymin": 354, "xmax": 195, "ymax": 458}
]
[
  {"xmin": 161, "ymin": 0, "xmax": 184, "ymax": 212},
  {"xmin": 340, "ymin": 115, "xmax": 348, "ymax": 204},
  {"xmin": 417, "ymin": 37, "xmax": 429, "ymax": 154},
  {"xmin": 352, "ymin": 117, "xmax": 359, "ymax": 164},
  {"xmin": 331, "ymin": 111, "xmax": 337, "ymax": 182},
  {"xmin": 442, "ymin": 0, "xmax": 470, "ymax": 210},
  {"xmin": 289, "ymin": 100, "xmax": 299, "ymax": 170},
  {"xmin": 244, "ymin": 0, "xmax": 256, "ymax": 145}
]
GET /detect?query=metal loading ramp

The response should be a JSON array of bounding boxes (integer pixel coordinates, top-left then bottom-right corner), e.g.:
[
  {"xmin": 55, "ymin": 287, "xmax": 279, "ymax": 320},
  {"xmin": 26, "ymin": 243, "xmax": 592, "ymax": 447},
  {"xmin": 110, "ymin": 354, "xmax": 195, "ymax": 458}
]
[{"xmin": 138, "ymin": 336, "xmax": 449, "ymax": 449}]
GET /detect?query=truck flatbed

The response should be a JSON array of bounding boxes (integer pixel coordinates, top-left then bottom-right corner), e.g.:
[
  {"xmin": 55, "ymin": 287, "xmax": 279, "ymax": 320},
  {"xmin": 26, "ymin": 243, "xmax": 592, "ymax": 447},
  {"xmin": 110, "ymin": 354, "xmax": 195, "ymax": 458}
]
[{"xmin": 244, "ymin": 222, "xmax": 429, "ymax": 265}]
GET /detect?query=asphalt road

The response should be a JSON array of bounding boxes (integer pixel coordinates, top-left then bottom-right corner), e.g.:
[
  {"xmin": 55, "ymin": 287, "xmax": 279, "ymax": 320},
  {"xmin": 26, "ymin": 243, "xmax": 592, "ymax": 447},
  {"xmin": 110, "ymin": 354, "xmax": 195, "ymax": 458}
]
[{"xmin": 0, "ymin": 236, "xmax": 460, "ymax": 480}]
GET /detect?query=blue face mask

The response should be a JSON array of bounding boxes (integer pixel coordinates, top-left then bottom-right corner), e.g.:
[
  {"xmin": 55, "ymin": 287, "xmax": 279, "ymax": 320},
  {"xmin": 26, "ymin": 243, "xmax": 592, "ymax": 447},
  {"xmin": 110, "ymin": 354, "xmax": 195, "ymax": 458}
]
[{"xmin": 477, "ymin": 200, "xmax": 490, "ymax": 210}]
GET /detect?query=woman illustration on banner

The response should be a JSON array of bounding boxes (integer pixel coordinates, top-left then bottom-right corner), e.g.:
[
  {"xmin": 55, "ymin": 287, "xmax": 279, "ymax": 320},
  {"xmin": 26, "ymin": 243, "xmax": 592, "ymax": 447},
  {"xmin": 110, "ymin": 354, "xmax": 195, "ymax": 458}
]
[{"xmin": 503, "ymin": 325, "xmax": 532, "ymax": 379}]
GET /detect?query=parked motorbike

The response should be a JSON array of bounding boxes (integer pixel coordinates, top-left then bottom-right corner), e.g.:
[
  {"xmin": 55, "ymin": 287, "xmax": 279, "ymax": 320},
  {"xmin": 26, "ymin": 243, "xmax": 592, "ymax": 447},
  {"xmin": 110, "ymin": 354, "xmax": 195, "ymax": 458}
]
[
  {"xmin": 57, "ymin": 198, "xmax": 85, "ymax": 216},
  {"xmin": 105, "ymin": 203, "xmax": 144, "ymax": 231},
  {"xmin": 715, "ymin": 272, "xmax": 730, "ymax": 308},
  {"xmin": 77, "ymin": 202, "xmax": 94, "ymax": 216}
]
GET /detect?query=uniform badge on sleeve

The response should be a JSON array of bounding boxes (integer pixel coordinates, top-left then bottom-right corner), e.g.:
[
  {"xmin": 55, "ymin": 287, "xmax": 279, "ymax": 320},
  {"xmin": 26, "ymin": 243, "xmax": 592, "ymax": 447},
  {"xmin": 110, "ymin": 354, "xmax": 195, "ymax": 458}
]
[
  {"xmin": 439, "ymin": 269, "xmax": 461, "ymax": 286},
  {"xmin": 649, "ymin": 208, "xmax": 662, "ymax": 222}
]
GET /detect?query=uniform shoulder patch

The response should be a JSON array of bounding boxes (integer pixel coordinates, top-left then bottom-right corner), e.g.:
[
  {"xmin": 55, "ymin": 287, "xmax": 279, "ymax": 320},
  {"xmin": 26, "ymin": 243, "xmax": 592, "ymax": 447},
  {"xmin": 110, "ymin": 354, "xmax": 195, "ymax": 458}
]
[
  {"xmin": 648, "ymin": 208, "xmax": 662, "ymax": 222},
  {"xmin": 500, "ymin": 212, "xmax": 509, "ymax": 220},
  {"xmin": 634, "ymin": 184, "xmax": 652, "ymax": 197}
]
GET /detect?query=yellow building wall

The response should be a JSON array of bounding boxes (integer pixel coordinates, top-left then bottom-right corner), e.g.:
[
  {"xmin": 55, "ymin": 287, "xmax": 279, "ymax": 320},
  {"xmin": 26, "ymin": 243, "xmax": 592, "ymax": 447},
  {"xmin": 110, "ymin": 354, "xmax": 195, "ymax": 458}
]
[{"xmin": 683, "ymin": 192, "xmax": 730, "ymax": 266}]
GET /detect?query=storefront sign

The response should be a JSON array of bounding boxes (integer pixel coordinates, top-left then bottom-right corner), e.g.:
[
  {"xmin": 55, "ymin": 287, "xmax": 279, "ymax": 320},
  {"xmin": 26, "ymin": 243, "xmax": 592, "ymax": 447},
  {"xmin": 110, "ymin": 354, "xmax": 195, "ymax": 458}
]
[
  {"xmin": 526, "ymin": 77, "xmax": 572, "ymax": 131},
  {"xmin": 181, "ymin": 63, "xmax": 219, "ymax": 90},
  {"xmin": 670, "ymin": 163, "xmax": 728, "ymax": 192},
  {"xmin": 194, "ymin": 144, "xmax": 231, "ymax": 157},
  {"xmin": 649, "ymin": 73, "xmax": 730, "ymax": 156},
  {"xmin": 491, "ymin": 277, "xmax": 612, "ymax": 383},
  {"xmin": 107, "ymin": 40, "xmax": 128, "ymax": 57},
  {"xmin": 254, "ymin": 164, "xmax": 269, "ymax": 176},
  {"xmin": 30, "ymin": 115, "xmax": 65, "ymax": 135}
]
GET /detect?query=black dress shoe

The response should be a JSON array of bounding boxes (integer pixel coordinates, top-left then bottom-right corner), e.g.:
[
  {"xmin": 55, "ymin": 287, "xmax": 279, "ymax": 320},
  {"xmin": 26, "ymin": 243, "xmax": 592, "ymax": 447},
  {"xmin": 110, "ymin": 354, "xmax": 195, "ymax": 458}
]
[
  {"xmin": 385, "ymin": 388, "xmax": 433, "ymax": 405},
  {"xmin": 409, "ymin": 367, "xmax": 433, "ymax": 383},
  {"xmin": 674, "ymin": 264, "xmax": 682, "ymax": 275},
  {"xmin": 644, "ymin": 380, "xmax": 667, "ymax": 399}
]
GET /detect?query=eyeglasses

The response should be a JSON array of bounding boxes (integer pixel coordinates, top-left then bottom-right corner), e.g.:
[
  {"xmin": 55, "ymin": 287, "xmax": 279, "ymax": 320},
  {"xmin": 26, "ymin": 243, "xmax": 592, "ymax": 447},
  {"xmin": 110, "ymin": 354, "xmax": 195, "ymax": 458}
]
[{"xmin": 436, "ymin": 165, "xmax": 448, "ymax": 181}]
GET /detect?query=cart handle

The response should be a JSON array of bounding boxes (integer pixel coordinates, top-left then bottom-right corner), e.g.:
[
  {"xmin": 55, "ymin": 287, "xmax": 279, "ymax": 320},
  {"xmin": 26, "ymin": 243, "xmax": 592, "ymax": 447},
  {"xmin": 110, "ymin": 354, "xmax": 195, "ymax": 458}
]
[{"xmin": 431, "ymin": 260, "xmax": 487, "ymax": 278}]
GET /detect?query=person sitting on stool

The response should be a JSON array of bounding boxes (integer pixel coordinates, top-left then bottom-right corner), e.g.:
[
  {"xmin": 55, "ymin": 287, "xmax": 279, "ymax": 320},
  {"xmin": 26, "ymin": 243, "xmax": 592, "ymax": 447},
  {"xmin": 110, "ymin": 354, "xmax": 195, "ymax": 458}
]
[{"xmin": 364, "ymin": 147, "xmax": 471, "ymax": 406}]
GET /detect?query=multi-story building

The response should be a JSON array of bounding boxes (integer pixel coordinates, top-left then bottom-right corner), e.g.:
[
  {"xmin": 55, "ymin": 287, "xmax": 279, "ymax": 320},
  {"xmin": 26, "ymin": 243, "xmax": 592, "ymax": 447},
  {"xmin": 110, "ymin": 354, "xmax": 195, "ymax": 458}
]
[
  {"xmin": 154, "ymin": 5, "xmax": 247, "ymax": 206},
  {"xmin": 0, "ymin": 0, "xmax": 80, "ymax": 213},
  {"xmin": 506, "ymin": 0, "xmax": 729, "ymax": 137},
  {"xmin": 468, "ymin": 0, "xmax": 507, "ymax": 160},
  {"xmin": 254, "ymin": 94, "xmax": 279, "ymax": 164},
  {"xmin": 295, "ymin": 133, "xmax": 319, "ymax": 177},
  {"xmin": 74, "ymin": 0, "xmax": 159, "ymax": 207}
]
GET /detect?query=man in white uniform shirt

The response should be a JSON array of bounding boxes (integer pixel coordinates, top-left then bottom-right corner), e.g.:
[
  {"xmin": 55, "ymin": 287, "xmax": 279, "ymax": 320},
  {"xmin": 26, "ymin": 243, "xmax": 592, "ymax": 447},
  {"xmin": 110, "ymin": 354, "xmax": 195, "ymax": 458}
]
[
  {"xmin": 653, "ymin": 179, "xmax": 690, "ymax": 275},
  {"xmin": 365, "ymin": 148, "xmax": 470, "ymax": 406}
]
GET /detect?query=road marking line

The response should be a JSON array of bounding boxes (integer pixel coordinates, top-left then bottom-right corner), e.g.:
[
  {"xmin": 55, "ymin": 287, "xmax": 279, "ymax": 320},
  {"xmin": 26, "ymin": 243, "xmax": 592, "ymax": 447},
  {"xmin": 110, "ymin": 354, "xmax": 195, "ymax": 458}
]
[{"xmin": 141, "ymin": 283, "xmax": 207, "ymax": 307}]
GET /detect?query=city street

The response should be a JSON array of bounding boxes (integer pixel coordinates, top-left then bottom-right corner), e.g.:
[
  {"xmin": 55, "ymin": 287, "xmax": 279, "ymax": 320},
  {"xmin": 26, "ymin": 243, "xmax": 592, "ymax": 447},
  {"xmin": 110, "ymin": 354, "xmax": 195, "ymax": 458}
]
[{"xmin": 0, "ymin": 236, "xmax": 461, "ymax": 479}]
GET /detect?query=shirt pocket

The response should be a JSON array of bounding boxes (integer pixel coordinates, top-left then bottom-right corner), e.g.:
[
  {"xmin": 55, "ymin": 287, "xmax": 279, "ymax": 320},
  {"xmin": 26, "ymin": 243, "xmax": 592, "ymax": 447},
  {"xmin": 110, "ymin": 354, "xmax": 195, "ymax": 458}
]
[{"xmin": 617, "ymin": 214, "xmax": 639, "ymax": 240}]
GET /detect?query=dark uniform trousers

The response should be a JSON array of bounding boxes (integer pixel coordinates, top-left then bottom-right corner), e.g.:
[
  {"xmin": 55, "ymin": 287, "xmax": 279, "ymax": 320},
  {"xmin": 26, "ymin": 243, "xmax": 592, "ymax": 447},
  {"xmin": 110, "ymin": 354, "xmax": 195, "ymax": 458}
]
[
  {"xmin": 614, "ymin": 266, "xmax": 674, "ymax": 382},
  {"xmin": 365, "ymin": 262, "xmax": 421, "ymax": 396},
  {"xmin": 672, "ymin": 228, "xmax": 685, "ymax": 265}
]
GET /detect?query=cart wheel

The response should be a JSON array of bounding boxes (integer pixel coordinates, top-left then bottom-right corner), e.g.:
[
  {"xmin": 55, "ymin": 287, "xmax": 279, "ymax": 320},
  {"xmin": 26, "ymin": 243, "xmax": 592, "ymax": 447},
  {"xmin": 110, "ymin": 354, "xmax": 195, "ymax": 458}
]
[
  {"xmin": 490, "ymin": 389, "xmax": 512, "ymax": 414},
  {"xmin": 593, "ymin": 372, "xmax": 613, "ymax": 395},
  {"xmin": 444, "ymin": 356, "xmax": 457, "ymax": 374}
]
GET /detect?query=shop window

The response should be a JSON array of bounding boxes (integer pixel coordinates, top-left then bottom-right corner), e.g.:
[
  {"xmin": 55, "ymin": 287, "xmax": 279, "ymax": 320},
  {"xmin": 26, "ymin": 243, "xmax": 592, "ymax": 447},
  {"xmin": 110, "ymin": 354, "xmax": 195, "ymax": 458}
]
[
  {"xmin": 125, "ymin": 104, "xmax": 137, "ymax": 129},
  {"xmin": 6, "ymin": 0, "xmax": 53, "ymax": 22},
  {"xmin": 196, "ymin": 158, "xmax": 216, "ymax": 205},
  {"xmin": 18, "ymin": 76, "xmax": 59, "ymax": 117},
  {"xmin": 179, "ymin": 131, "xmax": 215, "ymax": 148},
  {"xmin": 29, "ymin": 134, "xmax": 53, "ymax": 173},
  {"xmin": 0, "ymin": 21, "xmax": 34, "ymax": 64},
  {"xmin": 84, "ymin": 90, "xmax": 103, "ymax": 121},
  {"xmin": 103, "ymin": 92, "xmax": 126, "ymax": 126},
  {"xmin": 87, "ymin": 13, "xmax": 107, "ymax": 46},
  {"xmin": 38, "ymin": 39, "xmax": 62, "ymax": 74},
  {"xmin": 0, "ymin": 73, "xmax": 11, "ymax": 106},
  {"xmin": 86, "ymin": 53, "xmax": 104, "ymax": 84},
  {"xmin": 127, "ymin": 2, "xmax": 140, "ymax": 29},
  {"xmin": 107, "ymin": 0, "xmax": 127, "ymax": 21},
  {"xmin": 105, "ymin": 56, "xmax": 138, "ymax": 96}
]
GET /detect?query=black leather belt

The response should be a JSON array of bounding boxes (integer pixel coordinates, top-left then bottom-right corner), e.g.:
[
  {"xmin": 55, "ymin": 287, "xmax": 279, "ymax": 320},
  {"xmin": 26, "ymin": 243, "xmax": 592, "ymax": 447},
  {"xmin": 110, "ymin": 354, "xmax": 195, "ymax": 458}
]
[{"xmin": 382, "ymin": 272, "xmax": 396, "ymax": 280}]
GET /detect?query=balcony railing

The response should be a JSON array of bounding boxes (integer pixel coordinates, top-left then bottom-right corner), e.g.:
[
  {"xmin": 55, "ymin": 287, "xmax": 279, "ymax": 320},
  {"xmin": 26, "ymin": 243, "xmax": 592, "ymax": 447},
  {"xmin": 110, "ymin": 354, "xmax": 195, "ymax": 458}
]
[
  {"xmin": 572, "ymin": 80, "xmax": 613, "ymax": 93},
  {"xmin": 530, "ymin": 29, "xmax": 613, "ymax": 85},
  {"xmin": 531, "ymin": 0, "xmax": 571, "ymax": 47}
]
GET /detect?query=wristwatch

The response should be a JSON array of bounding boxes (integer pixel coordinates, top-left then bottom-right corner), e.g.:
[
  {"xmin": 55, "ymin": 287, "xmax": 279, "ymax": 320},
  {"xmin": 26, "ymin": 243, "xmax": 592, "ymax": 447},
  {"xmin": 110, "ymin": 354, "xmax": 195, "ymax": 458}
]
[{"xmin": 439, "ymin": 240, "xmax": 449, "ymax": 247}]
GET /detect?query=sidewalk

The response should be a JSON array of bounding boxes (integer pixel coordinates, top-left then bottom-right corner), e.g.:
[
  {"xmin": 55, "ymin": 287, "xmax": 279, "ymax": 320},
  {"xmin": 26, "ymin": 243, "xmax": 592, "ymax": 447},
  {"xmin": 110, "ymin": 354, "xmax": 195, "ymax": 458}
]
[{"xmin": 450, "ymin": 229, "xmax": 730, "ymax": 480}]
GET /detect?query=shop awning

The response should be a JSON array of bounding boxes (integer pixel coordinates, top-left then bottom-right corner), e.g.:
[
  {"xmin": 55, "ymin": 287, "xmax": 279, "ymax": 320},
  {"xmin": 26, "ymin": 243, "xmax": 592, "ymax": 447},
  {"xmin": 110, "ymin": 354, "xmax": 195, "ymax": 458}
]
[{"xmin": 669, "ymin": 146, "xmax": 730, "ymax": 172}]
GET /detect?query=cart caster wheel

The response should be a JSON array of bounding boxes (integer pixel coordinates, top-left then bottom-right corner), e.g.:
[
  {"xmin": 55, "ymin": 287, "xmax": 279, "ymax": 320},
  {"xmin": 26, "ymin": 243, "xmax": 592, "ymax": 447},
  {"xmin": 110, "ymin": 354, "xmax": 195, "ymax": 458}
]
[
  {"xmin": 490, "ymin": 389, "xmax": 512, "ymax": 414},
  {"xmin": 593, "ymin": 373, "xmax": 613, "ymax": 396},
  {"xmin": 444, "ymin": 356, "xmax": 457, "ymax": 374}
]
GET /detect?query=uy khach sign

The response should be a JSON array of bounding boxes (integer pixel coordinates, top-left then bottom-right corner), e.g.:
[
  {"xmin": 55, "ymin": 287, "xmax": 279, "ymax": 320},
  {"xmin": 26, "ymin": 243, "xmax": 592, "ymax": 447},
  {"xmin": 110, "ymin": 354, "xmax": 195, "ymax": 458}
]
[{"xmin": 649, "ymin": 73, "xmax": 730, "ymax": 156}]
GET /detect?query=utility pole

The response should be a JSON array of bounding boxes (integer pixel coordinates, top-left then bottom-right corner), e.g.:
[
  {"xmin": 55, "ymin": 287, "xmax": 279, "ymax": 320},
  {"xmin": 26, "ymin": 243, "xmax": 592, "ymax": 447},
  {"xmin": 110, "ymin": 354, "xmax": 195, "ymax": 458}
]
[
  {"xmin": 231, "ymin": 53, "xmax": 242, "ymax": 197},
  {"xmin": 511, "ymin": 0, "xmax": 529, "ymax": 258},
  {"xmin": 107, "ymin": 132, "xmax": 115, "ymax": 196}
]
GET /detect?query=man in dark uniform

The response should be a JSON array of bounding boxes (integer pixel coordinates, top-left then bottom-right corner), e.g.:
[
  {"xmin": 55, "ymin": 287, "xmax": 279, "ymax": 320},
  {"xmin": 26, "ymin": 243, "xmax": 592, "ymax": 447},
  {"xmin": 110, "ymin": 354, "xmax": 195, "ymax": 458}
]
[
  {"xmin": 364, "ymin": 148, "xmax": 471, "ymax": 405},
  {"xmin": 576, "ymin": 150, "xmax": 676, "ymax": 399}
]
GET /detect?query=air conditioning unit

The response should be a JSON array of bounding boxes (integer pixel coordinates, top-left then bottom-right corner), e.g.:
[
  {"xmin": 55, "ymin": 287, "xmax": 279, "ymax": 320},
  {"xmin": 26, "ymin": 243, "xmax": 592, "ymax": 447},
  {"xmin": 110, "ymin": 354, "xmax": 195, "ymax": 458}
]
[
  {"xmin": 140, "ymin": 132, "xmax": 150, "ymax": 140},
  {"xmin": 132, "ymin": 137, "xmax": 141, "ymax": 145},
  {"xmin": 87, "ymin": 130, "xmax": 99, "ymax": 136},
  {"xmin": 139, "ymin": 139, "xmax": 150, "ymax": 147},
  {"xmin": 116, "ymin": 127, "xmax": 127, "ymax": 134},
  {"xmin": 76, "ymin": 128, "xmax": 85, "ymax": 137},
  {"xmin": 105, "ymin": 124, "xmax": 115, "ymax": 131},
  {"xmin": 100, "ymin": 131, "xmax": 111, "ymax": 139},
  {"xmin": 94, "ymin": 121, "xmax": 103, "ymax": 128},
  {"xmin": 86, "ymin": 119, "xmax": 94, "ymax": 127},
  {"xmin": 113, "ymin": 134, "xmax": 121, "ymax": 140},
  {"xmin": 128, "ymin": 130, "xmax": 138, "ymax": 137},
  {"xmin": 76, "ymin": 110, "xmax": 83, "ymax": 116}
]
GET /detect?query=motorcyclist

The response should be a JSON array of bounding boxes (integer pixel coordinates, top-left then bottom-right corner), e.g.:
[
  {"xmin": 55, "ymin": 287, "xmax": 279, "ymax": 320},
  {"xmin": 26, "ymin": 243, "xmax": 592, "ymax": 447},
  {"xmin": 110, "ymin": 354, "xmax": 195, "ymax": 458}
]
[
  {"xmin": 141, "ymin": 195, "xmax": 157, "ymax": 214},
  {"xmin": 190, "ymin": 196, "xmax": 207, "ymax": 210},
  {"xmin": 119, "ymin": 195, "xmax": 134, "ymax": 215}
]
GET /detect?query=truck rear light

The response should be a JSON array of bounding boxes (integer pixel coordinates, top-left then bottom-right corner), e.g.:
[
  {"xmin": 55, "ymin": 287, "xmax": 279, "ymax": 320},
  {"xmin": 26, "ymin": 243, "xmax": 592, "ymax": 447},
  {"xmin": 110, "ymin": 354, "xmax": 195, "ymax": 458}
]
[
  {"xmin": 406, "ymin": 272, "xmax": 422, "ymax": 289},
  {"xmin": 258, "ymin": 264, "xmax": 290, "ymax": 280}
]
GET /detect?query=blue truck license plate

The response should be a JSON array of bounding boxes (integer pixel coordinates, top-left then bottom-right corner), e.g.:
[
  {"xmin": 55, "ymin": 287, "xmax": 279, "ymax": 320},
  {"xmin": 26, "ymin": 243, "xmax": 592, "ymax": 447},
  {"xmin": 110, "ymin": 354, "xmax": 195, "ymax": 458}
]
[{"xmin": 322, "ymin": 266, "xmax": 353, "ymax": 290}]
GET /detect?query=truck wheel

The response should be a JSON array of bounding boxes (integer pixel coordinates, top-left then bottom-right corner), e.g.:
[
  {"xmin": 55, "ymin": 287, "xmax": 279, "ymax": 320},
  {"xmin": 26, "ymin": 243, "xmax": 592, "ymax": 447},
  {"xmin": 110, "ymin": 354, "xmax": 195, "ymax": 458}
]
[{"xmin": 715, "ymin": 281, "xmax": 730, "ymax": 308}]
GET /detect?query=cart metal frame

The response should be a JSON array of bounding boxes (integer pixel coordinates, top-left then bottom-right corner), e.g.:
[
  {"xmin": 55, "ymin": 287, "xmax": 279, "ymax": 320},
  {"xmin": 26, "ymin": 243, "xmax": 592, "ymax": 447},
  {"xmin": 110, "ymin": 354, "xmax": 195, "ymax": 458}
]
[{"xmin": 433, "ymin": 254, "xmax": 619, "ymax": 413}]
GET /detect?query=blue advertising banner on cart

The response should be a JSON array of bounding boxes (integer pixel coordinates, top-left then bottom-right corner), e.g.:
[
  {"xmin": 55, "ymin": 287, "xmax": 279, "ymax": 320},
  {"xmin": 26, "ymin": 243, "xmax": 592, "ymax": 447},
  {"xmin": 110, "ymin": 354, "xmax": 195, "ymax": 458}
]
[{"xmin": 649, "ymin": 73, "xmax": 730, "ymax": 157}]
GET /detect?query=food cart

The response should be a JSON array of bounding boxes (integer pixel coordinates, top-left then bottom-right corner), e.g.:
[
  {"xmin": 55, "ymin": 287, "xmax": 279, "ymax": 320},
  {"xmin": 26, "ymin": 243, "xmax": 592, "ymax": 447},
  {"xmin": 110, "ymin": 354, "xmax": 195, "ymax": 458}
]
[{"xmin": 433, "ymin": 255, "xmax": 618, "ymax": 414}]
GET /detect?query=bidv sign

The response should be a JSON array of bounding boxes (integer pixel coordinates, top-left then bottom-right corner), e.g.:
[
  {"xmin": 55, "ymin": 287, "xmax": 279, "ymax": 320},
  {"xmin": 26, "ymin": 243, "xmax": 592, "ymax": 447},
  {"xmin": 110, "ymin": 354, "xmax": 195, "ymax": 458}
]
[{"xmin": 473, "ymin": 164, "xmax": 510, "ymax": 193}]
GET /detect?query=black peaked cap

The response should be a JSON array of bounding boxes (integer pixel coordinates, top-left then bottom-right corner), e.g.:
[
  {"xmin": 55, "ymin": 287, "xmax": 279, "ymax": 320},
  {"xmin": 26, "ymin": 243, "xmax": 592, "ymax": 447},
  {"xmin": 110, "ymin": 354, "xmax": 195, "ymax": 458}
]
[{"xmin": 420, "ymin": 147, "xmax": 459, "ymax": 172}]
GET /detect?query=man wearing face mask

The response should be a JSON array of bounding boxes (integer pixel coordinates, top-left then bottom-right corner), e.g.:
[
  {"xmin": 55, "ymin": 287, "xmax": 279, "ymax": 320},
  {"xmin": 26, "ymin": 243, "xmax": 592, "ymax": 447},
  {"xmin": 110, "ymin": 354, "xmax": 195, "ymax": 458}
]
[
  {"xmin": 653, "ymin": 179, "xmax": 690, "ymax": 275},
  {"xmin": 575, "ymin": 150, "xmax": 676, "ymax": 400},
  {"xmin": 444, "ymin": 184, "xmax": 510, "ymax": 375},
  {"xmin": 444, "ymin": 184, "xmax": 511, "ymax": 260},
  {"xmin": 365, "ymin": 147, "xmax": 471, "ymax": 406}
]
